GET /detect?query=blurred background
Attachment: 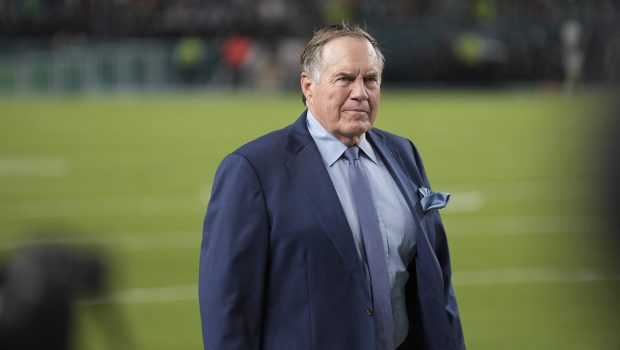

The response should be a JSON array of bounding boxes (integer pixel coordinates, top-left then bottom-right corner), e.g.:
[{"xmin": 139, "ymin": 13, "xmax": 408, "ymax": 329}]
[
  {"xmin": 1, "ymin": 0, "xmax": 620, "ymax": 92},
  {"xmin": 1, "ymin": 0, "xmax": 619, "ymax": 349}
]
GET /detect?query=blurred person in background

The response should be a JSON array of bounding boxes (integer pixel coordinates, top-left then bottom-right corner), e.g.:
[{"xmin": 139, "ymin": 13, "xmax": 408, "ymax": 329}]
[
  {"xmin": 221, "ymin": 34, "xmax": 254, "ymax": 88},
  {"xmin": 599, "ymin": 99, "xmax": 620, "ymax": 263},
  {"xmin": 199, "ymin": 23, "xmax": 465, "ymax": 350},
  {"xmin": 560, "ymin": 19, "xmax": 584, "ymax": 93},
  {"xmin": 0, "ymin": 242, "xmax": 132, "ymax": 350},
  {"xmin": 174, "ymin": 36, "xmax": 207, "ymax": 86}
]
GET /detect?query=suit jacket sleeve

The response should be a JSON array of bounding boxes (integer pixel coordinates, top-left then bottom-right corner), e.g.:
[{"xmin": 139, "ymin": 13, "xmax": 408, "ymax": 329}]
[
  {"xmin": 199, "ymin": 152, "xmax": 269, "ymax": 350},
  {"xmin": 411, "ymin": 141, "xmax": 466, "ymax": 349}
]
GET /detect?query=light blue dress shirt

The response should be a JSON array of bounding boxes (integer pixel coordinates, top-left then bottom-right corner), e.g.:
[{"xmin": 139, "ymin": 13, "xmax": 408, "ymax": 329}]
[{"xmin": 306, "ymin": 111, "xmax": 416, "ymax": 348}]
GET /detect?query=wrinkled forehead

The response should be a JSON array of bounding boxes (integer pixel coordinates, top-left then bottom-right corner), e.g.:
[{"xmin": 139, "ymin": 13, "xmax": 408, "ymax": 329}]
[{"xmin": 319, "ymin": 36, "xmax": 382, "ymax": 73}]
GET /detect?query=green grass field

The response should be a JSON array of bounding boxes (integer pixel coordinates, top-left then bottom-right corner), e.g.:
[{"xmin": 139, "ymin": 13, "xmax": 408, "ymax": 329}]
[{"xmin": 1, "ymin": 89, "xmax": 619, "ymax": 349}]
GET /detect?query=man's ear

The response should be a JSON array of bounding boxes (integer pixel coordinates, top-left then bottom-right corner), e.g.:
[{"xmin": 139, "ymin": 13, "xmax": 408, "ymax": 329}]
[{"xmin": 300, "ymin": 72, "xmax": 314, "ymax": 104}]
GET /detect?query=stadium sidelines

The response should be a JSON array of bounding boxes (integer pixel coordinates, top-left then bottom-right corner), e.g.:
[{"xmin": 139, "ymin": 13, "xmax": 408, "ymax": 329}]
[{"xmin": 79, "ymin": 268, "xmax": 620, "ymax": 306}]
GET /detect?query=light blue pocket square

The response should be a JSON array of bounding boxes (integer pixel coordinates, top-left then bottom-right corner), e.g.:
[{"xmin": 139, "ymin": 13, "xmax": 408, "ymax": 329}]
[{"xmin": 417, "ymin": 187, "xmax": 450, "ymax": 212}]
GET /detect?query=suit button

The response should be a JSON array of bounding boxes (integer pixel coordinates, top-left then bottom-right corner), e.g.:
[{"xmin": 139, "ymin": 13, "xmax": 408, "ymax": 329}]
[{"xmin": 365, "ymin": 308, "xmax": 374, "ymax": 317}]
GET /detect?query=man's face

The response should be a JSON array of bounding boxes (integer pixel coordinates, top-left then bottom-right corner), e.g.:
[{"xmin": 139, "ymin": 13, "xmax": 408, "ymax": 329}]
[{"xmin": 301, "ymin": 36, "xmax": 382, "ymax": 146}]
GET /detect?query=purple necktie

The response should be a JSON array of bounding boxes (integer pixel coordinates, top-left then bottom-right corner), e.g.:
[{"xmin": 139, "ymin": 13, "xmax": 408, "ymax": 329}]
[{"xmin": 344, "ymin": 146, "xmax": 394, "ymax": 350}]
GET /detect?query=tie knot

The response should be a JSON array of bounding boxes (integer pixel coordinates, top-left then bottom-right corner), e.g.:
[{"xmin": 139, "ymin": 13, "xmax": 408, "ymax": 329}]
[{"xmin": 344, "ymin": 146, "xmax": 360, "ymax": 162}]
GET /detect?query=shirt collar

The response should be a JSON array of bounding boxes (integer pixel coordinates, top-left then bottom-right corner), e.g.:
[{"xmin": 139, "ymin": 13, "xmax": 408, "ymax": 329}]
[{"xmin": 306, "ymin": 110, "xmax": 378, "ymax": 166}]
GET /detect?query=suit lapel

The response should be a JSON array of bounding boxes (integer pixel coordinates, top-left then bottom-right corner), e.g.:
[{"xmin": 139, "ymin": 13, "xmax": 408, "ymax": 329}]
[
  {"xmin": 367, "ymin": 131, "xmax": 444, "ymax": 278},
  {"xmin": 369, "ymin": 130, "xmax": 453, "ymax": 341},
  {"xmin": 367, "ymin": 131, "xmax": 420, "ymax": 217},
  {"xmin": 286, "ymin": 112, "xmax": 368, "ymax": 292}
]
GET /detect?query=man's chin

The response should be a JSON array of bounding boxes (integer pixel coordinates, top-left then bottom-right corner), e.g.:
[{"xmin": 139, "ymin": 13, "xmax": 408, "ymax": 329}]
[
  {"xmin": 342, "ymin": 125, "xmax": 373, "ymax": 138},
  {"xmin": 349, "ymin": 119, "xmax": 374, "ymax": 131}
]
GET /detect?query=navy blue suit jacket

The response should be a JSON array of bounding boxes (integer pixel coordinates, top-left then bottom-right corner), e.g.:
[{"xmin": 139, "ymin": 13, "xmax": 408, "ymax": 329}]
[{"xmin": 199, "ymin": 111, "xmax": 465, "ymax": 350}]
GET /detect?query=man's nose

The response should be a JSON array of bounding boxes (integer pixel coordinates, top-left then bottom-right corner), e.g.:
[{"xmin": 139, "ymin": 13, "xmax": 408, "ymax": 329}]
[{"xmin": 350, "ymin": 77, "xmax": 369, "ymax": 101}]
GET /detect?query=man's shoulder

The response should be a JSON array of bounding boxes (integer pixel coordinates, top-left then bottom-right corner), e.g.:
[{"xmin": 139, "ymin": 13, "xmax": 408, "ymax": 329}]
[
  {"xmin": 370, "ymin": 127, "xmax": 426, "ymax": 166},
  {"xmin": 232, "ymin": 123, "xmax": 295, "ymax": 160},
  {"xmin": 370, "ymin": 127, "xmax": 414, "ymax": 150}
]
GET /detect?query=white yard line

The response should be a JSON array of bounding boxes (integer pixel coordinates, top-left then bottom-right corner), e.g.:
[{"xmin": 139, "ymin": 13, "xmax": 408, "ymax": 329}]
[
  {"xmin": 0, "ymin": 194, "xmax": 202, "ymax": 219},
  {"xmin": 78, "ymin": 268, "xmax": 620, "ymax": 306},
  {"xmin": 0, "ymin": 230, "xmax": 199, "ymax": 252},
  {"xmin": 444, "ymin": 191, "xmax": 485, "ymax": 212},
  {"xmin": 445, "ymin": 214, "xmax": 598, "ymax": 236},
  {"xmin": 80, "ymin": 284, "xmax": 198, "ymax": 305},
  {"xmin": 0, "ymin": 188, "xmax": 473, "ymax": 220},
  {"xmin": 453, "ymin": 268, "xmax": 620, "ymax": 286},
  {"xmin": 0, "ymin": 156, "xmax": 68, "ymax": 177},
  {"xmin": 0, "ymin": 213, "xmax": 599, "ymax": 255},
  {"xmin": 0, "ymin": 182, "xmax": 593, "ymax": 220}
]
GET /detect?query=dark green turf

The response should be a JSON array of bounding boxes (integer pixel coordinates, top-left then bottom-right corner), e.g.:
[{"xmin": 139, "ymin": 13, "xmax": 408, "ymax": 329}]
[{"xmin": 1, "ymin": 89, "xmax": 618, "ymax": 349}]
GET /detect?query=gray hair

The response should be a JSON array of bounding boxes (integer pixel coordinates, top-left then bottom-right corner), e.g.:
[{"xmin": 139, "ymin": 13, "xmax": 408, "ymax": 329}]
[{"xmin": 301, "ymin": 23, "xmax": 385, "ymax": 104}]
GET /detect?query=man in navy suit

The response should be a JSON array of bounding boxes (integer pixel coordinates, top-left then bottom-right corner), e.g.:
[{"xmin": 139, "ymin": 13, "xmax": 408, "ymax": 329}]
[{"xmin": 199, "ymin": 23, "xmax": 465, "ymax": 350}]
